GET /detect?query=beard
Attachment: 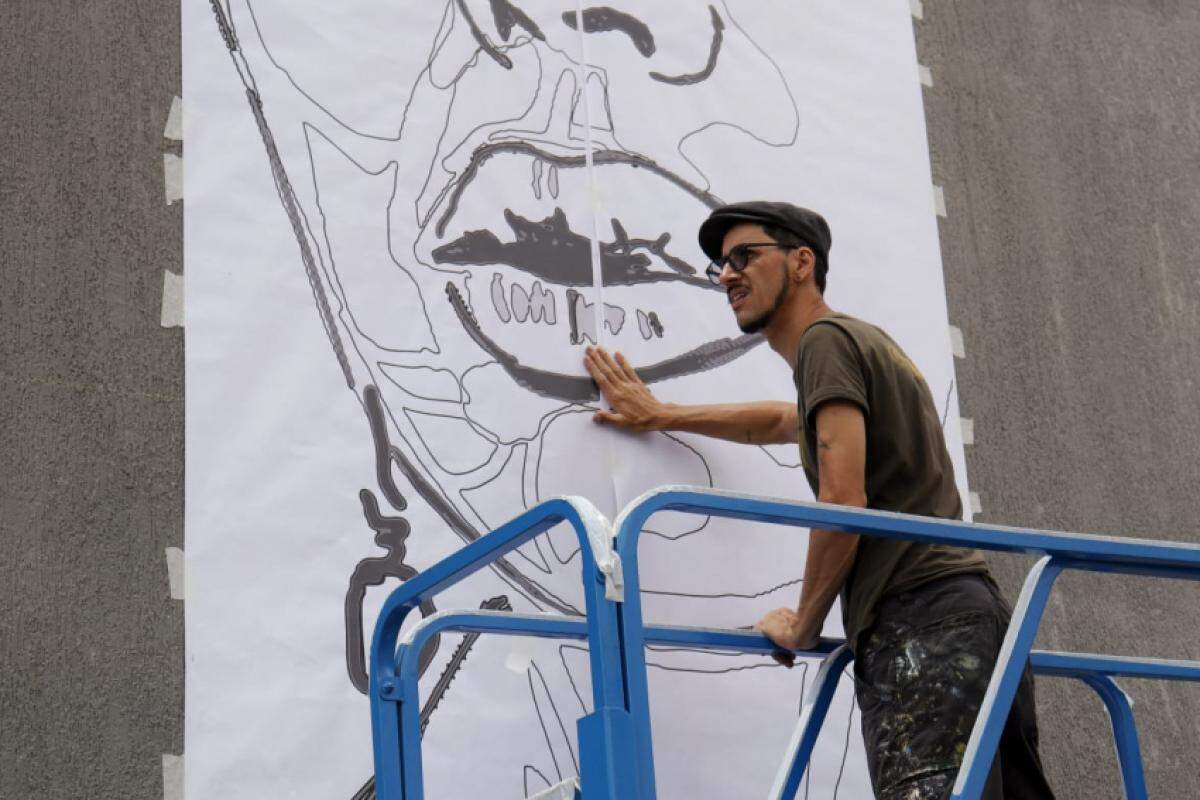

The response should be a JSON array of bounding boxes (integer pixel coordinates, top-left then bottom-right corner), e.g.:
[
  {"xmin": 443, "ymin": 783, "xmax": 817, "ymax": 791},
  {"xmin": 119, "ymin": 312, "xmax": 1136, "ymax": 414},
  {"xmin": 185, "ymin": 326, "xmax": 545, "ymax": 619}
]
[{"xmin": 736, "ymin": 266, "xmax": 791, "ymax": 334}]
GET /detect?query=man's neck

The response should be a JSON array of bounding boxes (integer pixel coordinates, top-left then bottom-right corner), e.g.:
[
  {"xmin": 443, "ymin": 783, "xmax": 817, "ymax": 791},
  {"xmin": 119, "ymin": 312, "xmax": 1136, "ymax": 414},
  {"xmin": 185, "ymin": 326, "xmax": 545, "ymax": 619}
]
[{"xmin": 766, "ymin": 292, "xmax": 834, "ymax": 371}]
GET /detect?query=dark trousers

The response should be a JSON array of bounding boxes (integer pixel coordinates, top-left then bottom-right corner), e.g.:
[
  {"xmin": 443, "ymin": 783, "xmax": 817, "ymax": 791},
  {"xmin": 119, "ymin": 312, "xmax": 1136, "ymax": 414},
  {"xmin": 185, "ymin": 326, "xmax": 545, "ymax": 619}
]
[{"xmin": 853, "ymin": 574, "xmax": 1056, "ymax": 800}]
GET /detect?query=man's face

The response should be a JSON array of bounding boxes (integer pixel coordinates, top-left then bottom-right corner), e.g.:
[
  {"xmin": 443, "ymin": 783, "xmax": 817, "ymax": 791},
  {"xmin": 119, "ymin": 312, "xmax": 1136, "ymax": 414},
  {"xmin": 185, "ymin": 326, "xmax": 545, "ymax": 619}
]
[{"xmin": 719, "ymin": 223, "xmax": 793, "ymax": 334}]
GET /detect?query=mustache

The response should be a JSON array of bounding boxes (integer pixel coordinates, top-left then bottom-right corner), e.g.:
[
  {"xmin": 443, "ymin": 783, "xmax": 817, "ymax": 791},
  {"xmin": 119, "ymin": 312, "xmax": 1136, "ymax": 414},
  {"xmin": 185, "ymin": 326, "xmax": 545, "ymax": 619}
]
[{"xmin": 433, "ymin": 207, "xmax": 718, "ymax": 291}]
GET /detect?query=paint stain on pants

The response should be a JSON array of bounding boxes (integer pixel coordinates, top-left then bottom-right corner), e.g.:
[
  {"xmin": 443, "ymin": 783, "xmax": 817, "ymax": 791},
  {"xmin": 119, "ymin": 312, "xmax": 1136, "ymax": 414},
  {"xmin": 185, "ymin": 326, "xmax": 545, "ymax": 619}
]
[{"xmin": 853, "ymin": 574, "xmax": 1055, "ymax": 800}]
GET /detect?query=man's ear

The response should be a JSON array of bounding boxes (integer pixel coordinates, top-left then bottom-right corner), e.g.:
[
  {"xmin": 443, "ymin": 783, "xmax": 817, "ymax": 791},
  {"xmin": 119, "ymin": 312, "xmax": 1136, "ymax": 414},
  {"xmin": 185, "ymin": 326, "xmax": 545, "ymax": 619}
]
[{"xmin": 792, "ymin": 247, "xmax": 814, "ymax": 285}]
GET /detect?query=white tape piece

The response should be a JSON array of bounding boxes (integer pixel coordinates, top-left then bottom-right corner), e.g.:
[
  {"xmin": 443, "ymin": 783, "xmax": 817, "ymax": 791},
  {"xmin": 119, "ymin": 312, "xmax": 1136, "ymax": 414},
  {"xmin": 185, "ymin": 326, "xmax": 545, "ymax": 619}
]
[
  {"xmin": 505, "ymin": 637, "xmax": 536, "ymax": 674},
  {"xmin": 562, "ymin": 494, "xmax": 622, "ymax": 601},
  {"xmin": 164, "ymin": 95, "xmax": 183, "ymax": 141},
  {"xmin": 918, "ymin": 65, "xmax": 934, "ymax": 87},
  {"xmin": 526, "ymin": 777, "xmax": 580, "ymax": 800},
  {"xmin": 163, "ymin": 153, "xmax": 183, "ymax": 205},
  {"xmin": 160, "ymin": 271, "xmax": 184, "ymax": 328},
  {"xmin": 162, "ymin": 753, "xmax": 184, "ymax": 800},
  {"xmin": 910, "ymin": 0, "xmax": 924, "ymax": 20},
  {"xmin": 933, "ymin": 184, "xmax": 947, "ymax": 218},
  {"xmin": 949, "ymin": 325, "xmax": 966, "ymax": 359},
  {"xmin": 969, "ymin": 491, "xmax": 983, "ymax": 516},
  {"xmin": 960, "ymin": 417, "xmax": 975, "ymax": 446},
  {"xmin": 165, "ymin": 547, "xmax": 185, "ymax": 600}
]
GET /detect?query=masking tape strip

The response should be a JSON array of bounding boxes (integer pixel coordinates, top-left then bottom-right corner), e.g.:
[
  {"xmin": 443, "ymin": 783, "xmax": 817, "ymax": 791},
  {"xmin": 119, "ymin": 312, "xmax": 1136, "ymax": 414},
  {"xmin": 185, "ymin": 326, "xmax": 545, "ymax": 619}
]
[
  {"xmin": 969, "ymin": 491, "xmax": 983, "ymax": 516},
  {"xmin": 165, "ymin": 547, "xmax": 185, "ymax": 600},
  {"xmin": 910, "ymin": 0, "xmax": 924, "ymax": 20},
  {"xmin": 505, "ymin": 636, "xmax": 536, "ymax": 674},
  {"xmin": 162, "ymin": 753, "xmax": 184, "ymax": 800},
  {"xmin": 526, "ymin": 777, "xmax": 580, "ymax": 800},
  {"xmin": 949, "ymin": 325, "xmax": 966, "ymax": 359},
  {"xmin": 960, "ymin": 417, "xmax": 975, "ymax": 446},
  {"xmin": 164, "ymin": 153, "xmax": 183, "ymax": 205},
  {"xmin": 919, "ymin": 65, "xmax": 934, "ymax": 87},
  {"xmin": 933, "ymin": 184, "xmax": 947, "ymax": 218},
  {"xmin": 164, "ymin": 96, "xmax": 183, "ymax": 141},
  {"xmin": 160, "ymin": 271, "xmax": 184, "ymax": 328}
]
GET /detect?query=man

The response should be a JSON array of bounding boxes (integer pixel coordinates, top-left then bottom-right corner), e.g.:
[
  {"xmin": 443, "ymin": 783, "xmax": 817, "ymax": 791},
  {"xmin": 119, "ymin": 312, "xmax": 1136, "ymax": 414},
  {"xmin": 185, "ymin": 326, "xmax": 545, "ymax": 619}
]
[{"xmin": 583, "ymin": 201, "xmax": 1055, "ymax": 799}]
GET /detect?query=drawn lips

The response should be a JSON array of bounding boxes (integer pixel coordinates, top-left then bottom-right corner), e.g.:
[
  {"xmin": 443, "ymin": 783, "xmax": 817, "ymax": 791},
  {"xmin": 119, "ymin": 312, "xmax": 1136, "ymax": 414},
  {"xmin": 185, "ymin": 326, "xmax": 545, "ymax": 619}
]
[
  {"xmin": 422, "ymin": 139, "xmax": 764, "ymax": 403},
  {"xmin": 431, "ymin": 142, "xmax": 720, "ymax": 289}
]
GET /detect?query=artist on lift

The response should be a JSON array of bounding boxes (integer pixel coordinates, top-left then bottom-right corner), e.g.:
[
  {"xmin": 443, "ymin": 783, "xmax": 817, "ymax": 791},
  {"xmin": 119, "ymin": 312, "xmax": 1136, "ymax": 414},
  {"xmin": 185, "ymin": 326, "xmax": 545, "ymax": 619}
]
[{"xmin": 583, "ymin": 202, "xmax": 1055, "ymax": 800}]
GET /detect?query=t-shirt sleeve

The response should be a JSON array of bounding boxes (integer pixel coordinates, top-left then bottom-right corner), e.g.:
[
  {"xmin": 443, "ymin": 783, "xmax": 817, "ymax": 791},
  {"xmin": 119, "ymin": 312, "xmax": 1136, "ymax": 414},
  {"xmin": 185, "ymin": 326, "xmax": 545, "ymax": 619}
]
[{"xmin": 799, "ymin": 323, "xmax": 869, "ymax": 428}]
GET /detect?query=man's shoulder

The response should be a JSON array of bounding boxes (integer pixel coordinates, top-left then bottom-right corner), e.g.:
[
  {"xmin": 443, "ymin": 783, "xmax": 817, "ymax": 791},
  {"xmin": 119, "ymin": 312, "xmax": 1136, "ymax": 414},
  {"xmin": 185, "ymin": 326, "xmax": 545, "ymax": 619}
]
[
  {"xmin": 800, "ymin": 313, "xmax": 883, "ymax": 350},
  {"xmin": 815, "ymin": 312, "xmax": 906, "ymax": 348}
]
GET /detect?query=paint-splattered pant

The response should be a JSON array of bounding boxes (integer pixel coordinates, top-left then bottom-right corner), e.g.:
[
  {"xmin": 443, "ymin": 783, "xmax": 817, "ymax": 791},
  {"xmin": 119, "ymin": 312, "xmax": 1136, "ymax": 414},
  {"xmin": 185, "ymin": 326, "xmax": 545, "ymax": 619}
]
[{"xmin": 854, "ymin": 574, "xmax": 1056, "ymax": 800}]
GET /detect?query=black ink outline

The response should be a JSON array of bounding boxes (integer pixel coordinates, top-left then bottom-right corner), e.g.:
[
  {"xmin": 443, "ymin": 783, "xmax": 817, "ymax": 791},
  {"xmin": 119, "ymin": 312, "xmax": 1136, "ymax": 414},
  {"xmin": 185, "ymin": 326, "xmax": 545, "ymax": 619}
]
[
  {"xmin": 650, "ymin": 6, "xmax": 724, "ymax": 86},
  {"xmin": 207, "ymin": 1, "xmax": 861, "ymax": 794},
  {"xmin": 562, "ymin": 7, "xmax": 655, "ymax": 57}
]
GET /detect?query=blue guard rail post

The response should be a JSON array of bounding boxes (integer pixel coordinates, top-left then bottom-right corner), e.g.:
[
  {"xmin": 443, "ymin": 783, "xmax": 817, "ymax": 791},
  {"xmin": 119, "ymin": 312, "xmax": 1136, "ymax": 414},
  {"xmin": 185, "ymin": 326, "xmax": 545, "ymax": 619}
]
[
  {"xmin": 367, "ymin": 495, "xmax": 636, "ymax": 800},
  {"xmin": 612, "ymin": 486, "xmax": 1200, "ymax": 800}
]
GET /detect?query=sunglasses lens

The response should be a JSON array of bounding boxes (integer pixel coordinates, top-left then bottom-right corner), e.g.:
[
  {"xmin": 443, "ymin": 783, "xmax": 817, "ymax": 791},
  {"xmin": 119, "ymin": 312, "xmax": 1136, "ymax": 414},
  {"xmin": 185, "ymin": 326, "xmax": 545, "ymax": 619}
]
[
  {"xmin": 706, "ymin": 263, "xmax": 722, "ymax": 284},
  {"xmin": 729, "ymin": 246, "xmax": 749, "ymax": 270}
]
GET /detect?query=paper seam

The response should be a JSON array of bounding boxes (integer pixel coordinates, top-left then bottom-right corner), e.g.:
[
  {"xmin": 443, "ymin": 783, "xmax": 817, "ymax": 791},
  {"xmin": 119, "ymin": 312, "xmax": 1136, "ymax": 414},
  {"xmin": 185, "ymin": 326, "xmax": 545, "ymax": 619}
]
[{"xmin": 571, "ymin": 0, "xmax": 620, "ymax": 514}]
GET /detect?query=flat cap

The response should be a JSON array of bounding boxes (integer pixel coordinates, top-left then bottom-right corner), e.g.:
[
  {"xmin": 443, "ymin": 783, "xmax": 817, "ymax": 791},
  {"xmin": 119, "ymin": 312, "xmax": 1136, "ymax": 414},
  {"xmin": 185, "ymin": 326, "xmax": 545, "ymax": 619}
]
[{"xmin": 698, "ymin": 201, "xmax": 832, "ymax": 264}]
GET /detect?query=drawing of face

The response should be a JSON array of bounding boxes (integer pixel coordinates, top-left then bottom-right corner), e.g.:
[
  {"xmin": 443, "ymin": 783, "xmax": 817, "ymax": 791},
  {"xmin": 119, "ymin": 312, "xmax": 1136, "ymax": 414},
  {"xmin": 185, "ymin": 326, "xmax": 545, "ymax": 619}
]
[
  {"xmin": 406, "ymin": 1, "xmax": 801, "ymax": 387},
  {"xmin": 213, "ymin": 2, "xmax": 833, "ymax": 795},
  {"xmin": 243, "ymin": 0, "xmax": 805, "ymax": 587}
]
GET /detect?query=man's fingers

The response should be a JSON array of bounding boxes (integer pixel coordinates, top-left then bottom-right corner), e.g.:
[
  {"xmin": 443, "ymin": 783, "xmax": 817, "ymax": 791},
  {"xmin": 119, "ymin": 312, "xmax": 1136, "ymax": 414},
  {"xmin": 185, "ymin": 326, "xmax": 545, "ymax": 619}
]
[
  {"xmin": 595, "ymin": 347, "xmax": 629, "ymax": 382},
  {"xmin": 584, "ymin": 353, "xmax": 615, "ymax": 389},
  {"xmin": 585, "ymin": 347, "xmax": 621, "ymax": 384},
  {"xmin": 771, "ymin": 650, "xmax": 796, "ymax": 668},
  {"xmin": 593, "ymin": 409, "xmax": 624, "ymax": 426},
  {"xmin": 614, "ymin": 351, "xmax": 642, "ymax": 383}
]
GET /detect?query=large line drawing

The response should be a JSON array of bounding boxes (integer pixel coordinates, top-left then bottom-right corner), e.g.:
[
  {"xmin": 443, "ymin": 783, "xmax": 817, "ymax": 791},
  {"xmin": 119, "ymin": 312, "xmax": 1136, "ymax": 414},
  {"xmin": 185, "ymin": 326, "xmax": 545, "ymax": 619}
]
[{"xmin": 207, "ymin": 2, "xmax": 872, "ymax": 796}]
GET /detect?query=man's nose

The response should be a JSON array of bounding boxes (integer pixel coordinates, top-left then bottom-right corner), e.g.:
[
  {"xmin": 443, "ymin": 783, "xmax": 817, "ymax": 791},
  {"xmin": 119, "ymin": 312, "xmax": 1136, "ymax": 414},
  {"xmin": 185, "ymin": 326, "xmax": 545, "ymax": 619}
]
[{"xmin": 718, "ymin": 263, "xmax": 740, "ymax": 286}]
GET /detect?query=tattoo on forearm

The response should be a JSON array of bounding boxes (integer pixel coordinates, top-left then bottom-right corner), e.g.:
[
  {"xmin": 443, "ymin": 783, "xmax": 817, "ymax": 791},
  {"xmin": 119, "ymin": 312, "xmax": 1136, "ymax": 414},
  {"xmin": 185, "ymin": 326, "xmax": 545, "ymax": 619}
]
[{"xmin": 816, "ymin": 436, "xmax": 833, "ymax": 463}]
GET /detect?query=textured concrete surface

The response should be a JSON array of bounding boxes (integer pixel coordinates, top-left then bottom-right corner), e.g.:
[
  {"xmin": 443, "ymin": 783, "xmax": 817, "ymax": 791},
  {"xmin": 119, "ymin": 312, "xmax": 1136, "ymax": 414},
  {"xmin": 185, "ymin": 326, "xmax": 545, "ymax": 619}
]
[
  {"xmin": 917, "ymin": 1, "xmax": 1200, "ymax": 797},
  {"xmin": 0, "ymin": 2, "xmax": 184, "ymax": 799},
  {"xmin": 2, "ymin": 1, "xmax": 1200, "ymax": 798}
]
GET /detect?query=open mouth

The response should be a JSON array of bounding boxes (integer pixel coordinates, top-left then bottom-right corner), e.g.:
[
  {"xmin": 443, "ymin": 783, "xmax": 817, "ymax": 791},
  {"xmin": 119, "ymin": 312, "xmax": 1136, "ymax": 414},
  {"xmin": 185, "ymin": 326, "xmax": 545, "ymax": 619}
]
[
  {"xmin": 414, "ymin": 139, "xmax": 764, "ymax": 400},
  {"xmin": 445, "ymin": 282, "xmax": 761, "ymax": 403},
  {"xmin": 727, "ymin": 286, "xmax": 750, "ymax": 311}
]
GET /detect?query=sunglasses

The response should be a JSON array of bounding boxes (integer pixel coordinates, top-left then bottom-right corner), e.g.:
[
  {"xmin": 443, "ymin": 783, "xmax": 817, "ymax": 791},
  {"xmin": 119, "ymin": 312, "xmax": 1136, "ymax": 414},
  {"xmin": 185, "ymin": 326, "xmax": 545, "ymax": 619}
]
[{"xmin": 705, "ymin": 242, "xmax": 799, "ymax": 285}]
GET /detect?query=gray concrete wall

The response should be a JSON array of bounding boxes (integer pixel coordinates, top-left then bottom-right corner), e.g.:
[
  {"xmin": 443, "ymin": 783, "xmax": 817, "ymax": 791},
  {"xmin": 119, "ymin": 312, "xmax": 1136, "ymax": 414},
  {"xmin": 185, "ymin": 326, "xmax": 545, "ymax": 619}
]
[
  {"xmin": 0, "ymin": 2, "xmax": 184, "ymax": 799},
  {"xmin": 1, "ymin": 1, "xmax": 1198, "ymax": 798},
  {"xmin": 917, "ymin": 1, "xmax": 1200, "ymax": 797}
]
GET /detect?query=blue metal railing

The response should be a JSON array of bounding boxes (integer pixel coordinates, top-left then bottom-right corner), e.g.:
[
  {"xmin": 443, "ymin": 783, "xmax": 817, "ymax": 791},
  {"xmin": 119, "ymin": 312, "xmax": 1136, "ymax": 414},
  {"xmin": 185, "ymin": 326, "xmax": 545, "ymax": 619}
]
[
  {"xmin": 367, "ymin": 496, "xmax": 636, "ymax": 800},
  {"xmin": 612, "ymin": 487, "xmax": 1200, "ymax": 800},
  {"xmin": 369, "ymin": 486, "xmax": 1200, "ymax": 800}
]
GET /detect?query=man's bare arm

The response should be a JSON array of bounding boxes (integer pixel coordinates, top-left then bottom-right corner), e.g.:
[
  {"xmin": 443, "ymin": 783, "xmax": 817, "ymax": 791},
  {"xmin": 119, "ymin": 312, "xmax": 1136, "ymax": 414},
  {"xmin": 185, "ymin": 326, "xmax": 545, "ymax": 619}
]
[
  {"xmin": 754, "ymin": 400, "xmax": 866, "ymax": 658},
  {"xmin": 584, "ymin": 346, "xmax": 798, "ymax": 445}
]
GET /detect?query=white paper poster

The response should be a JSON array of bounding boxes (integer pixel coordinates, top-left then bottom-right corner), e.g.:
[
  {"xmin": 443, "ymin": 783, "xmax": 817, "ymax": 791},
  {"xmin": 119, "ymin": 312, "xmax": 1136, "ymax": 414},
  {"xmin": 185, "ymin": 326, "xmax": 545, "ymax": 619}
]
[{"xmin": 184, "ymin": 2, "xmax": 968, "ymax": 798}]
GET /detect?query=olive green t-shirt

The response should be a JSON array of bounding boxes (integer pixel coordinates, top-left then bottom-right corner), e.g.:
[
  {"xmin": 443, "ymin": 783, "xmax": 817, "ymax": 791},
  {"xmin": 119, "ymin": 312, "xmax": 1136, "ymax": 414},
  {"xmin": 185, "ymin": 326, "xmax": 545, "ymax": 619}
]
[{"xmin": 794, "ymin": 313, "xmax": 989, "ymax": 651}]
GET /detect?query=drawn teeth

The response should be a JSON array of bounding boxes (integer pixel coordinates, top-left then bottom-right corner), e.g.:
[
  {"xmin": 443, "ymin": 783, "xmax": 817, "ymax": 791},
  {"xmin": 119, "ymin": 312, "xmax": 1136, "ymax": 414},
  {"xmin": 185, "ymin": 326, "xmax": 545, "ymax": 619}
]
[
  {"xmin": 490, "ymin": 273, "xmax": 636, "ymax": 338},
  {"xmin": 511, "ymin": 280, "xmax": 556, "ymax": 324},
  {"xmin": 491, "ymin": 273, "xmax": 512, "ymax": 322},
  {"xmin": 637, "ymin": 309, "xmax": 665, "ymax": 340},
  {"xmin": 603, "ymin": 304, "xmax": 625, "ymax": 336},
  {"xmin": 531, "ymin": 159, "xmax": 543, "ymax": 201}
]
